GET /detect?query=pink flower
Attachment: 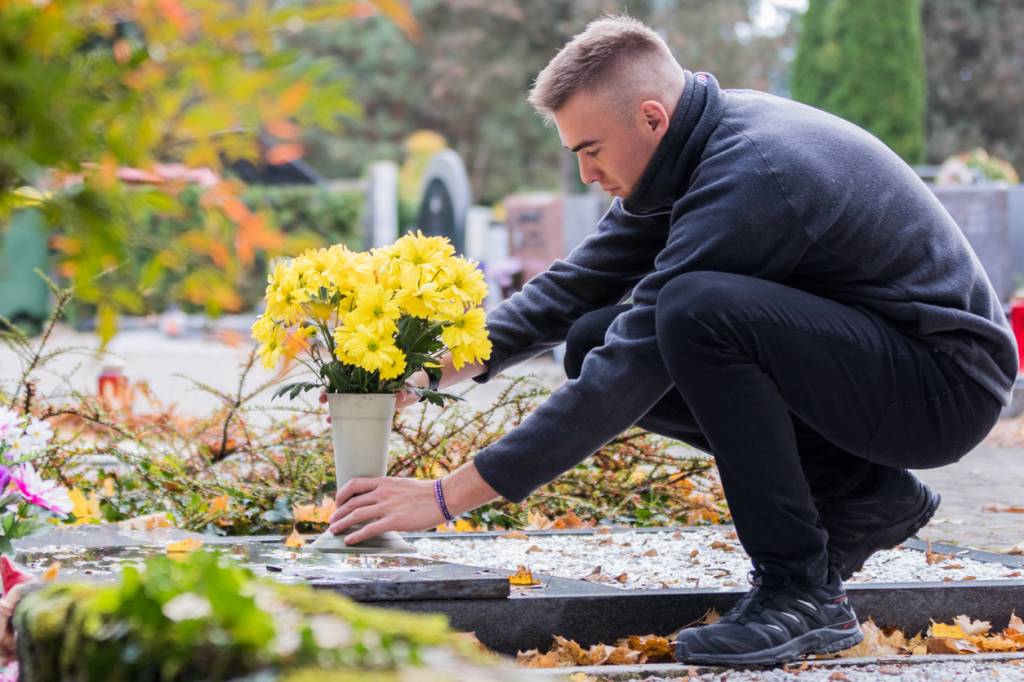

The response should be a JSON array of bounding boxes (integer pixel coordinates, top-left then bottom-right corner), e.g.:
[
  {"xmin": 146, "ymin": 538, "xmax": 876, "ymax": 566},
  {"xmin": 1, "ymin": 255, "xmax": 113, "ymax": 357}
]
[{"xmin": 10, "ymin": 464, "xmax": 72, "ymax": 516}]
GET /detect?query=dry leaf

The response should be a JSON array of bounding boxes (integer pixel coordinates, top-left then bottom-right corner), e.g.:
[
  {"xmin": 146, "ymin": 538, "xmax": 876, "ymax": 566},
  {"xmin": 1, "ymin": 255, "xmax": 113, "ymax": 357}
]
[
  {"xmin": 41, "ymin": 562, "xmax": 60, "ymax": 582},
  {"xmin": 925, "ymin": 540, "xmax": 954, "ymax": 565},
  {"xmin": 498, "ymin": 531, "xmax": 529, "ymax": 540},
  {"xmin": 614, "ymin": 572, "xmax": 629, "ymax": 584},
  {"xmin": 453, "ymin": 518, "xmax": 480, "ymax": 532},
  {"xmin": 972, "ymin": 635, "xmax": 1020, "ymax": 652},
  {"xmin": 284, "ymin": 528, "xmax": 305, "ymax": 548},
  {"xmin": 982, "ymin": 503, "xmax": 1024, "ymax": 513},
  {"xmin": 119, "ymin": 512, "xmax": 174, "ymax": 530},
  {"xmin": 929, "ymin": 621, "xmax": 967, "ymax": 639},
  {"xmin": 642, "ymin": 548, "xmax": 658, "ymax": 557},
  {"xmin": 1008, "ymin": 544, "xmax": 1024, "ymax": 556},
  {"xmin": 616, "ymin": 634, "xmax": 673, "ymax": 661},
  {"xmin": 509, "ymin": 565, "xmax": 540, "ymax": 586},
  {"xmin": 924, "ymin": 636, "xmax": 977, "ymax": 654},
  {"xmin": 209, "ymin": 495, "xmax": 229, "ymax": 514},
  {"xmin": 527, "ymin": 510, "xmax": 554, "ymax": 530},
  {"xmin": 829, "ymin": 672, "xmax": 850, "ymax": 681},
  {"xmin": 840, "ymin": 620, "xmax": 904, "ymax": 657},
  {"xmin": 709, "ymin": 540, "xmax": 736, "ymax": 552},
  {"xmin": 166, "ymin": 538, "xmax": 203, "ymax": 554},
  {"xmin": 595, "ymin": 526, "xmax": 611, "ymax": 535},
  {"xmin": 954, "ymin": 615, "xmax": 992, "ymax": 636},
  {"xmin": 526, "ymin": 544, "xmax": 543, "ymax": 553},
  {"xmin": 1007, "ymin": 611, "xmax": 1024, "ymax": 634},
  {"xmin": 602, "ymin": 647, "xmax": 642, "ymax": 665},
  {"xmin": 516, "ymin": 649, "xmax": 561, "ymax": 668},
  {"xmin": 552, "ymin": 511, "xmax": 586, "ymax": 529}
]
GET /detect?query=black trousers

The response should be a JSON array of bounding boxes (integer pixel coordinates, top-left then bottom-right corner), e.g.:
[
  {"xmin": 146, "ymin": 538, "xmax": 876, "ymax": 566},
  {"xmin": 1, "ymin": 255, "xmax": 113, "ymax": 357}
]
[{"xmin": 564, "ymin": 271, "xmax": 1001, "ymax": 586}]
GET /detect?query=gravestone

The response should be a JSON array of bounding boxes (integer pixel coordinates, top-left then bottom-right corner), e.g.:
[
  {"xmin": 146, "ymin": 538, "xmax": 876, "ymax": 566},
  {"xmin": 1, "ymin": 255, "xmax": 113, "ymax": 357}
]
[
  {"xmin": 416, "ymin": 151, "xmax": 471, "ymax": 254},
  {"xmin": 931, "ymin": 185, "xmax": 1019, "ymax": 301},
  {"xmin": 365, "ymin": 160, "xmax": 399, "ymax": 249}
]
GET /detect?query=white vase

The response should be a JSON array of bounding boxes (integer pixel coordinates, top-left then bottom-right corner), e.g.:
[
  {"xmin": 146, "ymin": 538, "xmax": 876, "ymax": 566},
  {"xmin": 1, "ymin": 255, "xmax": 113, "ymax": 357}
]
[{"xmin": 308, "ymin": 392, "xmax": 415, "ymax": 554}]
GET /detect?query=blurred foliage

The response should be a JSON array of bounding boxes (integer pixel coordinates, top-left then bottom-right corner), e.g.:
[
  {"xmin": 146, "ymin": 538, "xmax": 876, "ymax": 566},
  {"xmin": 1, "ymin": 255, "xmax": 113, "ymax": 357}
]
[
  {"xmin": 14, "ymin": 551, "xmax": 498, "ymax": 681},
  {"xmin": 1, "ymin": 296, "xmax": 728, "ymax": 536},
  {"xmin": 792, "ymin": 0, "xmax": 926, "ymax": 163},
  {"xmin": 289, "ymin": 0, "xmax": 799, "ymax": 204},
  {"xmin": 922, "ymin": 0, "xmax": 1024, "ymax": 176},
  {"xmin": 0, "ymin": 0, "xmax": 414, "ymax": 343}
]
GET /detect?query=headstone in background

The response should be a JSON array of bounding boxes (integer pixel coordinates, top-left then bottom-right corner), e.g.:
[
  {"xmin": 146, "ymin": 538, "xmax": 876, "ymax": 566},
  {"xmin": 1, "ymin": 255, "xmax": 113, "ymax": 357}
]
[
  {"xmin": 931, "ymin": 185, "xmax": 1018, "ymax": 301},
  {"xmin": 365, "ymin": 161, "xmax": 399, "ymax": 249},
  {"xmin": 417, "ymin": 151, "xmax": 471, "ymax": 254},
  {"xmin": 503, "ymin": 192, "xmax": 606, "ymax": 285},
  {"xmin": 464, "ymin": 206, "xmax": 492, "ymax": 263}
]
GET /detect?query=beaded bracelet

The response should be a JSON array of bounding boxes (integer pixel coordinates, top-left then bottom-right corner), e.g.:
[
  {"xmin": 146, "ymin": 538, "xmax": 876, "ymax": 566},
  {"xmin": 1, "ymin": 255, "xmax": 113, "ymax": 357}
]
[{"xmin": 433, "ymin": 478, "xmax": 453, "ymax": 522}]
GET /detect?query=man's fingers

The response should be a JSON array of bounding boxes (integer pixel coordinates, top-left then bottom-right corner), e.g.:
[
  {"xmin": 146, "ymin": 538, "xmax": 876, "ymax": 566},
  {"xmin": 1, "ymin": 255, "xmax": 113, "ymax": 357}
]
[
  {"xmin": 334, "ymin": 477, "xmax": 381, "ymax": 506},
  {"xmin": 328, "ymin": 504, "xmax": 381, "ymax": 535},
  {"xmin": 343, "ymin": 518, "xmax": 391, "ymax": 546},
  {"xmin": 328, "ymin": 492, "xmax": 376, "ymax": 524}
]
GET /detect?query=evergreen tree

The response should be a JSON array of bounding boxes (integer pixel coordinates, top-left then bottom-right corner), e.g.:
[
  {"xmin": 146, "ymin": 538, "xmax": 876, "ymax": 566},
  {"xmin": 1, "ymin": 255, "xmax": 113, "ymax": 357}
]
[{"xmin": 792, "ymin": 0, "xmax": 925, "ymax": 163}]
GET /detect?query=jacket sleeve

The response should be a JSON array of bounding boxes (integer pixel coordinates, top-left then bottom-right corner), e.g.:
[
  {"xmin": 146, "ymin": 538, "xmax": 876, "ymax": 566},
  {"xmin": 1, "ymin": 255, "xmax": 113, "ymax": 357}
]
[
  {"xmin": 473, "ymin": 149, "xmax": 813, "ymax": 502},
  {"xmin": 473, "ymin": 199, "xmax": 669, "ymax": 382}
]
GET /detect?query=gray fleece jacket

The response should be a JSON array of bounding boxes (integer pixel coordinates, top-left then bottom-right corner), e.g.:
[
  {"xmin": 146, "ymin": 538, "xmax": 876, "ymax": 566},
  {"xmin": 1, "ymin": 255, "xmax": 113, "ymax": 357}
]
[{"xmin": 471, "ymin": 70, "xmax": 1017, "ymax": 503}]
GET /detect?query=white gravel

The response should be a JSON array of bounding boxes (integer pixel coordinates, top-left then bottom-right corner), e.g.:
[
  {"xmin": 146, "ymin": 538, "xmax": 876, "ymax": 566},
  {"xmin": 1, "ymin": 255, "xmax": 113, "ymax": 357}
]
[
  {"xmin": 410, "ymin": 528, "xmax": 1022, "ymax": 590},
  {"xmin": 609, "ymin": 658, "xmax": 1024, "ymax": 681}
]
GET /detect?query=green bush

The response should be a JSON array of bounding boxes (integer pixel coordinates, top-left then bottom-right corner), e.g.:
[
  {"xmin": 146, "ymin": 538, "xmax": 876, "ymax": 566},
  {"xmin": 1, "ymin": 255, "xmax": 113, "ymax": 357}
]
[
  {"xmin": 13, "ymin": 551, "xmax": 500, "ymax": 681},
  {"xmin": 242, "ymin": 185, "xmax": 364, "ymax": 249},
  {"xmin": 792, "ymin": 0, "xmax": 926, "ymax": 164}
]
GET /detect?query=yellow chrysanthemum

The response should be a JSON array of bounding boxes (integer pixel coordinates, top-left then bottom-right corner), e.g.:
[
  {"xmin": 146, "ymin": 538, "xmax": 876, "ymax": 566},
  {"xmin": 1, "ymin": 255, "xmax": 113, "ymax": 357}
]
[
  {"xmin": 351, "ymin": 284, "xmax": 401, "ymax": 335},
  {"xmin": 438, "ymin": 257, "xmax": 488, "ymax": 306},
  {"xmin": 340, "ymin": 325, "xmax": 407, "ymax": 380},
  {"xmin": 440, "ymin": 307, "xmax": 491, "ymax": 369},
  {"xmin": 254, "ymin": 320, "xmax": 287, "ymax": 369},
  {"xmin": 395, "ymin": 230, "xmax": 455, "ymax": 269},
  {"xmin": 394, "ymin": 265, "xmax": 450, "ymax": 318}
]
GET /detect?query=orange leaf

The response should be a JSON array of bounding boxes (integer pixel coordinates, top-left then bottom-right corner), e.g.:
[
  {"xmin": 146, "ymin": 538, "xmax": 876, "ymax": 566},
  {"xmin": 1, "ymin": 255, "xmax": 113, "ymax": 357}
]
[
  {"xmin": 166, "ymin": 538, "xmax": 203, "ymax": 554},
  {"xmin": 278, "ymin": 82, "xmax": 311, "ymax": 117},
  {"xmin": 266, "ymin": 119, "xmax": 301, "ymax": 141},
  {"xmin": 41, "ymin": 562, "xmax": 60, "ymax": 582},
  {"xmin": 266, "ymin": 143, "xmax": 305, "ymax": 166},
  {"xmin": 551, "ymin": 511, "xmax": 585, "ymax": 529},
  {"xmin": 209, "ymin": 495, "xmax": 229, "ymax": 514},
  {"xmin": 509, "ymin": 565, "xmax": 540, "ymax": 586},
  {"xmin": 285, "ymin": 527, "xmax": 305, "ymax": 548}
]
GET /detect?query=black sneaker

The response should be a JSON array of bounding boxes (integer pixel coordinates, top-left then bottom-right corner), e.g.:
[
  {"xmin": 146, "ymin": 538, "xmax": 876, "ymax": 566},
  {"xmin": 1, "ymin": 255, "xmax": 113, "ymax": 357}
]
[
  {"xmin": 674, "ymin": 569, "xmax": 862, "ymax": 666},
  {"xmin": 820, "ymin": 469, "xmax": 940, "ymax": 580}
]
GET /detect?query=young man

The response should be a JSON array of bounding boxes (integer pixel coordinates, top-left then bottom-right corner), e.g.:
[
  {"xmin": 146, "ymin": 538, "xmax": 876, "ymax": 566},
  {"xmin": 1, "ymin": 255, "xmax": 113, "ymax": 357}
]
[{"xmin": 330, "ymin": 16, "xmax": 1017, "ymax": 665}]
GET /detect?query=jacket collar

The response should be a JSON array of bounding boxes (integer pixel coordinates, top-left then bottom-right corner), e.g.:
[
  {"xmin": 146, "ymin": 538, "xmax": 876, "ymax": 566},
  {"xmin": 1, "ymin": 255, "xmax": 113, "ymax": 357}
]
[{"xmin": 622, "ymin": 70, "xmax": 725, "ymax": 215}]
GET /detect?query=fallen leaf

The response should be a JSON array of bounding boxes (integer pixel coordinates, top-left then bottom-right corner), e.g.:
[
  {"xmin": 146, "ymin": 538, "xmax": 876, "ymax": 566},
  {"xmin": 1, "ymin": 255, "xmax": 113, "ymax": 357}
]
[
  {"xmin": 498, "ymin": 531, "xmax": 529, "ymax": 540},
  {"xmin": 1008, "ymin": 611, "xmax": 1024, "ymax": 634},
  {"xmin": 615, "ymin": 634, "xmax": 673, "ymax": 661},
  {"xmin": 925, "ymin": 540, "xmax": 954, "ymax": 565},
  {"xmin": 209, "ymin": 495, "xmax": 229, "ymax": 514},
  {"xmin": 924, "ymin": 636, "xmax": 977, "ymax": 654},
  {"xmin": 614, "ymin": 572, "xmax": 629, "ymax": 584},
  {"xmin": 602, "ymin": 646, "xmax": 642, "ymax": 665},
  {"xmin": 516, "ymin": 649, "xmax": 561, "ymax": 668},
  {"xmin": 284, "ymin": 528, "xmax": 305, "ymax": 548},
  {"xmin": 41, "ymin": 562, "xmax": 60, "ymax": 582},
  {"xmin": 972, "ymin": 634, "xmax": 1020, "ymax": 652},
  {"xmin": 526, "ymin": 545, "xmax": 543, "ymax": 553},
  {"xmin": 982, "ymin": 503, "xmax": 1024, "ymax": 513},
  {"xmin": 595, "ymin": 526, "xmax": 611, "ymax": 535},
  {"xmin": 642, "ymin": 548, "xmax": 658, "ymax": 557},
  {"xmin": 454, "ymin": 518, "xmax": 481, "ymax": 532},
  {"xmin": 552, "ymin": 511, "xmax": 586, "ymax": 529},
  {"xmin": 929, "ymin": 621, "xmax": 967, "ymax": 639},
  {"xmin": 119, "ymin": 512, "xmax": 174, "ymax": 530},
  {"xmin": 509, "ymin": 565, "xmax": 540, "ymax": 586},
  {"xmin": 829, "ymin": 672, "xmax": 850, "ymax": 681},
  {"xmin": 1008, "ymin": 544, "xmax": 1024, "ymax": 556},
  {"xmin": 527, "ymin": 510, "xmax": 554, "ymax": 530},
  {"xmin": 709, "ymin": 540, "xmax": 736, "ymax": 552},
  {"xmin": 954, "ymin": 614, "xmax": 992, "ymax": 636},
  {"xmin": 166, "ymin": 538, "xmax": 203, "ymax": 554}
]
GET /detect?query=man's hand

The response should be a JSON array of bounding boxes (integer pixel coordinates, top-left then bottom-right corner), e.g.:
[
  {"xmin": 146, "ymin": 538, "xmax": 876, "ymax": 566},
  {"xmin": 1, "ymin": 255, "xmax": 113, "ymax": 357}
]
[
  {"xmin": 395, "ymin": 369, "xmax": 428, "ymax": 410},
  {"xmin": 328, "ymin": 462, "xmax": 501, "ymax": 545}
]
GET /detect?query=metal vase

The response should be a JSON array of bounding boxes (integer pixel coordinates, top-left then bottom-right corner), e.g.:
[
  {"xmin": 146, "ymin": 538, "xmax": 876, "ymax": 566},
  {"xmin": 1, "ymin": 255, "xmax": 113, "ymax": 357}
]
[{"xmin": 307, "ymin": 392, "xmax": 415, "ymax": 553}]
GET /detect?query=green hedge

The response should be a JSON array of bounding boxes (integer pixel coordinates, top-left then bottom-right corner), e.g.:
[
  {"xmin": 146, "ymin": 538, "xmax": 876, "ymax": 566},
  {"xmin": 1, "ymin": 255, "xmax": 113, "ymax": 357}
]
[{"xmin": 242, "ymin": 184, "xmax": 364, "ymax": 249}]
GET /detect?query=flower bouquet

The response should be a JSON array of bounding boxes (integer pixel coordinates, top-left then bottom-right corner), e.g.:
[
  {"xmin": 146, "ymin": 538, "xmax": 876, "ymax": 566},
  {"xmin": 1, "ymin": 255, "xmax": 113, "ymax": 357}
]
[
  {"xmin": 0, "ymin": 408, "xmax": 72, "ymax": 555},
  {"xmin": 251, "ymin": 232, "xmax": 492, "ymax": 552}
]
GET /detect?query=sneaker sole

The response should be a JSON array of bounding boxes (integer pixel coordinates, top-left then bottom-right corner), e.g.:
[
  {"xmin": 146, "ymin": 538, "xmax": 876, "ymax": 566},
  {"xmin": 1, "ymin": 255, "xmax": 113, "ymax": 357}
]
[
  {"xmin": 838, "ymin": 488, "xmax": 941, "ymax": 581},
  {"xmin": 675, "ymin": 623, "xmax": 864, "ymax": 666}
]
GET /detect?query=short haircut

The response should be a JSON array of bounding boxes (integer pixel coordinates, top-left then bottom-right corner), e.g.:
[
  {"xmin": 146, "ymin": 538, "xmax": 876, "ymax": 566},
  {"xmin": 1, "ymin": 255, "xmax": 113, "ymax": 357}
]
[{"xmin": 528, "ymin": 15, "xmax": 683, "ymax": 123}]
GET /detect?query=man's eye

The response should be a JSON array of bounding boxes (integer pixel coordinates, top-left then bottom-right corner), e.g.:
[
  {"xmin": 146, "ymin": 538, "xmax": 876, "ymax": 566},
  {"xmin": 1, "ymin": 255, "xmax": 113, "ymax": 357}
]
[{"xmin": 585, "ymin": 149, "xmax": 599, "ymax": 158}]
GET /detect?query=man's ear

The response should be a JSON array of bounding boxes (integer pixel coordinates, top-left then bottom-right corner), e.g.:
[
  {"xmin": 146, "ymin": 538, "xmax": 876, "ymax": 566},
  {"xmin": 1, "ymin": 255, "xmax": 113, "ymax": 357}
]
[{"xmin": 641, "ymin": 100, "xmax": 669, "ymax": 134}]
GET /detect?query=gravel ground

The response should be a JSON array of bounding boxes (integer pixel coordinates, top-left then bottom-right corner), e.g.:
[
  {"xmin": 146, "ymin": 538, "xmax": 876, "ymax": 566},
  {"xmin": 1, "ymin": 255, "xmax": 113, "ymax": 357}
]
[
  {"xmin": 411, "ymin": 528, "xmax": 1022, "ymax": 590},
  {"xmin": 600, "ymin": 658, "xmax": 1024, "ymax": 681}
]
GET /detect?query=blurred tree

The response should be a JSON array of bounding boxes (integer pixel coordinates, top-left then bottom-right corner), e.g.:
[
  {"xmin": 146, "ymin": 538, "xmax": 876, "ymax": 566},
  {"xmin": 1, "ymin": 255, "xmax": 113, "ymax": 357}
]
[
  {"xmin": 792, "ymin": 0, "xmax": 925, "ymax": 163},
  {"xmin": 292, "ymin": 0, "xmax": 799, "ymax": 204},
  {"xmin": 922, "ymin": 0, "xmax": 1024, "ymax": 174},
  {"xmin": 0, "ymin": 0, "xmax": 414, "ymax": 341}
]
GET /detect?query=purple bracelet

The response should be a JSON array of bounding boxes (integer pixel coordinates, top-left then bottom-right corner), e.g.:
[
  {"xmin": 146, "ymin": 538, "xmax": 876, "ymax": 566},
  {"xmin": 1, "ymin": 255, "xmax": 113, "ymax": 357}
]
[{"xmin": 434, "ymin": 479, "xmax": 453, "ymax": 522}]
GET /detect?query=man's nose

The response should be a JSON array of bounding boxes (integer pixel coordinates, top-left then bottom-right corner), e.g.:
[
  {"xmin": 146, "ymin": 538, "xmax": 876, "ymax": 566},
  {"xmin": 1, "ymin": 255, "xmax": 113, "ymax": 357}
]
[{"xmin": 578, "ymin": 156, "xmax": 601, "ymax": 186}]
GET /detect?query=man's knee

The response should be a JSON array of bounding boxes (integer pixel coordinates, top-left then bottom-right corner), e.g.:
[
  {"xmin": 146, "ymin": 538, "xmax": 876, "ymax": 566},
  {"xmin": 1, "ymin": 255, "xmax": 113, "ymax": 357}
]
[{"xmin": 655, "ymin": 271, "xmax": 758, "ymax": 346}]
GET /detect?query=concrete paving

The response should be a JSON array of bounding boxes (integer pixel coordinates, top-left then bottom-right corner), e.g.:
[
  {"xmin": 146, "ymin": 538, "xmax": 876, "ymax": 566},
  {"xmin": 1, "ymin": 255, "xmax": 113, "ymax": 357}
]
[{"xmin": 2, "ymin": 323, "xmax": 1021, "ymax": 553}]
